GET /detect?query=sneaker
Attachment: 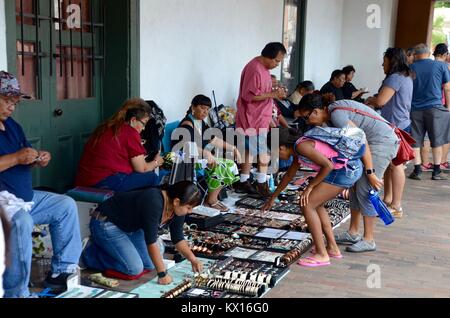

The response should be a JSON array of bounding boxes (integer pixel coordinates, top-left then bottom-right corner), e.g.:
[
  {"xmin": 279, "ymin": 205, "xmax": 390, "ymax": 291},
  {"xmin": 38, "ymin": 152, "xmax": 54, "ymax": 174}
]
[
  {"xmin": 346, "ymin": 240, "xmax": 377, "ymax": 253},
  {"xmin": 440, "ymin": 162, "xmax": 450, "ymax": 171},
  {"xmin": 421, "ymin": 163, "xmax": 433, "ymax": 172},
  {"xmin": 234, "ymin": 180, "xmax": 258, "ymax": 195},
  {"xmin": 408, "ymin": 171, "xmax": 422, "ymax": 180},
  {"xmin": 432, "ymin": 172, "xmax": 448, "ymax": 181},
  {"xmin": 334, "ymin": 232, "xmax": 362, "ymax": 245},
  {"xmin": 254, "ymin": 182, "xmax": 272, "ymax": 198},
  {"xmin": 43, "ymin": 272, "xmax": 72, "ymax": 291}
]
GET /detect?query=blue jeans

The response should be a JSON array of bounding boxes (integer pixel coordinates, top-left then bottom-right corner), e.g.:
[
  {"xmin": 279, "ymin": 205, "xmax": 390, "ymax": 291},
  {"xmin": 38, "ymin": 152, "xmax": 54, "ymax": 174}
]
[
  {"xmin": 81, "ymin": 219, "xmax": 165, "ymax": 276},
  {"xmin": 3, "ymin": 191, "xmax": 82, "ymax": 298},
  {"xmin": 94, "ymin": 172, "xmax": 161, "ymax": 192}
]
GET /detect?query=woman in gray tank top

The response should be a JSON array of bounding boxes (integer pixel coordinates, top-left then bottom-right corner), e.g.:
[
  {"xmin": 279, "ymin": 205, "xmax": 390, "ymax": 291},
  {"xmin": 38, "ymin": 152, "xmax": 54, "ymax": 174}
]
[{"xmin": 297, "ymin": 94, "xmax": 399, "ymax": 253}]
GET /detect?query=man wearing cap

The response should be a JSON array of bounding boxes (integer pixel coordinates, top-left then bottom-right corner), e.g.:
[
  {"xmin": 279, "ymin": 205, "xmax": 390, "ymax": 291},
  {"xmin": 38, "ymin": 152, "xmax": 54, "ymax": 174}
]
[
  {"xmin": 408, "ymin": 44, "xmax": 450, "ymax": 181},
  {"xmin": 0, "ymin": 71, "xmax": 81, "ymax": 298}
]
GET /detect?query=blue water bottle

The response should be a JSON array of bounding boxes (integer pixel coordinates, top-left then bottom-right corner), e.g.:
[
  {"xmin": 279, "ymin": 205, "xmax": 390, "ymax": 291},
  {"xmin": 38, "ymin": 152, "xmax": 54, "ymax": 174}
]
[
  {"xmin": 368, "ymin": 190, "xmax": 395, "ymax": 226},
  {"xmin": 268, "ymin": 174, "xmax": 275, "ymax": 193}
]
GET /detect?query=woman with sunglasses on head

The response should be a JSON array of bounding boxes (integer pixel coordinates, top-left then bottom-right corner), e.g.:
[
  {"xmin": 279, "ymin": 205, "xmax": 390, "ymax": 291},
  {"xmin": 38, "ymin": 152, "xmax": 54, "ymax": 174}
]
[
  {"xmin": 263, "ymin": 128, "xmax": 364, "ymax": 267},
  {"xmin": 295, "ymin": 93, "xmax": 399, "ymax": 253},
  {"xmin": 76, "ymin": 98, "xmax": 164, "ymax": 192}
]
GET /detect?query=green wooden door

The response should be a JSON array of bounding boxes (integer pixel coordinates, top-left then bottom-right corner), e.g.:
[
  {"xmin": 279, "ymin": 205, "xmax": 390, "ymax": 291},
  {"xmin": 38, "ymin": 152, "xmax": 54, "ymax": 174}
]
[{"xmin": 8, "ymin": 0, "xmax": 103, "ymax": 192}]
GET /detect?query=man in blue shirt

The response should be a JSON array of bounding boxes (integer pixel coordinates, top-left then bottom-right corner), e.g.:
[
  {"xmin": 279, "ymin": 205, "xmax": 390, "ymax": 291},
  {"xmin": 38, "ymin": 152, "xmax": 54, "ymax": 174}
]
[
  {"xmin": 0, "ymin": 71, "xmax": 81, "ymax": 298},
  {"xmin": 409, "ymin": 44, "xmax": 450, "ymax": 181}
]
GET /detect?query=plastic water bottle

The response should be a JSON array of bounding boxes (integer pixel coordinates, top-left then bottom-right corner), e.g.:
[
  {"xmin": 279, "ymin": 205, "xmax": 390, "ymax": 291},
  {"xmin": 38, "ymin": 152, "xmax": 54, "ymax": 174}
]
[
  {"xmin": 268, "ymin": 174, "xmax": 275, "ymax": 193},
  {"xmin": 368, "ymin": 190, "xmax": 394, "ymax": 226}
]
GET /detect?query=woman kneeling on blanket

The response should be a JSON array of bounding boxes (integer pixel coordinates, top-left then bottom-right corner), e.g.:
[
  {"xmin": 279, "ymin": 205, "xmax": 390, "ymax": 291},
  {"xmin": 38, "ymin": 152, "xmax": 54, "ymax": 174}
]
[{"xmin": 263, "ymin": 128, "xmax": 364, "ymax": 267}]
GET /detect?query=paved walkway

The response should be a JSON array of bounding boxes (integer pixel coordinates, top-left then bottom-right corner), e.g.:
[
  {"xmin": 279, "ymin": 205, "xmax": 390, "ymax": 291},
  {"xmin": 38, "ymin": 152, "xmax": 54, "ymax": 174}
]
[{"xmin": 267, "ymin": 168, "xmax": 450, "ymax": 298}]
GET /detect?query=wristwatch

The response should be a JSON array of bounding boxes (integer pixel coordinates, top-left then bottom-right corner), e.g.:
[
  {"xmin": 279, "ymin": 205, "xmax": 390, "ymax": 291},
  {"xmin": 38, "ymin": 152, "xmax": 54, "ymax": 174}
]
[
  {"xmin": 366, "ymin": 169, "xmax": 376, "ymax": 175},
  {"xmin": 157, "ymin": 270, "xmax": 167, "ymax": 278}
]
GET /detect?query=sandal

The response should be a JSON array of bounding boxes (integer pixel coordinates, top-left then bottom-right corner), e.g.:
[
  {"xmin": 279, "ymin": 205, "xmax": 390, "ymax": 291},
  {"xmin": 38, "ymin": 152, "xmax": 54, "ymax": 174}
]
[
  {"xmin": 297, "ymin": 256, "xmax": 331, "ymax": 268},
  {"xmin": 205, "ymin": 201, "xmax": 230, "ymax": 212},
  {"xmin": 388, "ymin": 206, "xmax": 403, "ymax": 219}
]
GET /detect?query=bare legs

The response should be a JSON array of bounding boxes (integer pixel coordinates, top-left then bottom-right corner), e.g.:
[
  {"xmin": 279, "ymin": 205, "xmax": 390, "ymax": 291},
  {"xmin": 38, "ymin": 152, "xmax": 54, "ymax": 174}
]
[{"xmin": 301, "ymin": 182, "xmax": 344, "ymax": 263}]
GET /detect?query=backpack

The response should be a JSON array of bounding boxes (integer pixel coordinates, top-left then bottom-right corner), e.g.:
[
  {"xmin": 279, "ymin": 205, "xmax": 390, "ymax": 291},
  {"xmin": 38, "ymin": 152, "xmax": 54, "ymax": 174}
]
[{"xmin": 297, "ymin": 126, "xmax": 366, "ymax": 169}]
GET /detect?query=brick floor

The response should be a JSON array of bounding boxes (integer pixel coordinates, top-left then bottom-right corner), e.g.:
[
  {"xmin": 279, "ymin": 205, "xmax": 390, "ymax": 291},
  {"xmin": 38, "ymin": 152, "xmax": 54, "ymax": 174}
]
[{"xmin": 266, "ymin": 169, "xmax": 450, "ymax": 298}]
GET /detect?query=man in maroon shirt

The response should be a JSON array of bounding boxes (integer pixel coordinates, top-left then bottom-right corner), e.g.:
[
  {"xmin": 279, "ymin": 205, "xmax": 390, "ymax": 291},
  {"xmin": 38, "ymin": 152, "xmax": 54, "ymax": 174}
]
[{"xmin": 234, "ymin": 42, "xmax": 287, "ymax": 198}]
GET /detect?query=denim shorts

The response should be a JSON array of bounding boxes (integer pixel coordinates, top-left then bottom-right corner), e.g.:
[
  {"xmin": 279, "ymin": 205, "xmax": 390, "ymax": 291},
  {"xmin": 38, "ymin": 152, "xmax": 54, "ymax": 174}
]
[
  {"xmin": 324, "ymin": 159, "xmax": 363, "ymax": 188},
  {"xmin": 238, "ymin": 133, "xmax": 269, "ymax": 157}
]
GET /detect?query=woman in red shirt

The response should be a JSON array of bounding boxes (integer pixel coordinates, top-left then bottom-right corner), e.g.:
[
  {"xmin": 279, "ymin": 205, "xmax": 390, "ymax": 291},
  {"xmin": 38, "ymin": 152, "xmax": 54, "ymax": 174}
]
[{"xmin": 76, "ymin": 98, "xmax": 163, "ymax": 192}]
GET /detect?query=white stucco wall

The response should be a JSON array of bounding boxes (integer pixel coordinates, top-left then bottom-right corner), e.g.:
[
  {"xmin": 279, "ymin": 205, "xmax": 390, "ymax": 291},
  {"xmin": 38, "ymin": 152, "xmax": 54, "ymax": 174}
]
[
  {"xmin": 340, "ymin": 0, "xmax": 399, "ymax": 94},
  {"xmin": 0, "ymin": 0, "xmax": 7, "ymax": 71},
  {"xmin": 140, "ymin": 0, "xmax": 284, "ymax": 122},
  {"xmin": 303, "ymin": 0, "xmax": 345, "ymax": 89}
]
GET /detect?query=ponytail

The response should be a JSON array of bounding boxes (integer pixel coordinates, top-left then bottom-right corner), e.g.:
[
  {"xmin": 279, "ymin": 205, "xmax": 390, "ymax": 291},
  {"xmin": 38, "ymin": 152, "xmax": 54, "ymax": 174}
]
[
  {"xmin": 90, "ymin": 98, "xmax": 151, "ymax": 146},
  {"xmin": 161, "ymin": 181, "xmax": 201, "ymax": 206}
]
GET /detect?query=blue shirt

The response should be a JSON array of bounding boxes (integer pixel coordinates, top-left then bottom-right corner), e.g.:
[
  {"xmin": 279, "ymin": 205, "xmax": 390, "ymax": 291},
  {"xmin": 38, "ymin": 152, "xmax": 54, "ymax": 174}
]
[
  {"xmin": 380, "ymin": 73, "xmax": 413, "ymax": 130},
  {"xmin": 411, "ymin": 59, "xmax": 450, "ymax": 110},
  {"xmin": 0, "ymin": 118, "xmax": 33, "ymax": 201}
]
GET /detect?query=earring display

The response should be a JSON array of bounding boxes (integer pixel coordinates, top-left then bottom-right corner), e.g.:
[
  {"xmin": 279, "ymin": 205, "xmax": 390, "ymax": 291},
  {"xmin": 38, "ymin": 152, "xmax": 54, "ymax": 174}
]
[
  {"xmin": 224, "ymin": 247, "xmax": 259, "ymax": 259},
  {"xmin": 181, "ymin": 288, "xmax": 226, "ymax": 299},
  {"xmin": 249, "ymin": 250, "xmax": 286, "ymax": 264},
  {"xmin": 235, "ymin": 237, "xmax": 271, "ymax": 250},
  {"xmin": 236, "ymin": 197, "xmax": 301, "ymax": 215},
  {"xmin": 235, "ymin": 217, "xmax": 268, "ymax": 227},
  {"xmin": 268, "ymin": 239, "xmax": 301, "ymax": 251},
  {"xmin": 235, "ymin": 225, "xmax": 261, "ymax": 236},
  {"xmin": 255, "ymin": 228, "xmax": 288, "ymax": 240},
  {"xmin": 231, "ymin": 208, "xmax": 301, "ymax": 222},
  {"xmin": 210, "ymin": 224, "xmax": 241, "ymax": 234},
  {"xmin": 263, "ymin": 219, "xmax": 292, "ymax": 229},
  {"xmin": 281, "ymin": 231, "xmax": 312, "ymax": 241}
]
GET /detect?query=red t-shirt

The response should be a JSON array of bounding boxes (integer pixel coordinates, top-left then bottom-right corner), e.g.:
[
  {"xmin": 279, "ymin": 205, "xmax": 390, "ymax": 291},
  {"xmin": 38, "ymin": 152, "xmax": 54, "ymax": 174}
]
[
  {"xmin": 75, "ymin": 124, "xmax": 147, "ymax": 187},
  {"xmin": 236, "ymin": 57, "xmax": 273, "ymax": 136}
]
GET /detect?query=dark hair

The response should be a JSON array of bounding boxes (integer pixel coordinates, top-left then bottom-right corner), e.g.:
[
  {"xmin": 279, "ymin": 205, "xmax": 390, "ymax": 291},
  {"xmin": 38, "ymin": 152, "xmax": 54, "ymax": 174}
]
[
  {"xmin": 406, "ymin": 47, "xmax": 414, "ymax": 56},
  {"xmin": 90, "ymin": 98, "xmax": 151, "ymax": 146},
  {"xmin": 1, "ymin": 207, "xmax": 10, "ymax": 267},
  {"xmin": 342, "ymin": 65, "xmax": 356, "ymax": 75},
  {"xmin": 261, "ymin": 42, "xmax": 287, "ymax": 59},
  {"xmin": 279, "ymin": 127, "xmax": 302, "ymax": 147},
  {"xmin": 433, "ymin": 43, "xmax": 449, "ymax": 57},
  {"xmin": 297, "ymin": 80, "xmax": 315, "ymax": 91},
  {"xmin": 187, "ymin": 94, "xmax": 212, "ymax": 115},
  {"xmin": 191, "ymin": 95, "xmax": 212, "ymax": 108},
  {"xmin": 298, "ymin": 92, "xmax": 335, "ymax": 112},
  {"xmin": 162, "ymin": 181, "xmax": 202, "ymax": 206},
  {"xmin": 330, "ymin": 70, "xmax": 345, "ymax": 81},
  {"xmin": 384, "ymin": 47, "xmax": 412, "ymax": 77}
]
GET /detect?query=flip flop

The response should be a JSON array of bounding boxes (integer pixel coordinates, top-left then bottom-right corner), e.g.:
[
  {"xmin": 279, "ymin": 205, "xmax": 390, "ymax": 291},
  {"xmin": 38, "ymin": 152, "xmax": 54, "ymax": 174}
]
[
  {"xmin": 205, "ymin": 201, "xmax": 230, "ymax": 212},
  {"xmin": 297, "ymin": 257, "xmax": 331, "ymax": 268}
]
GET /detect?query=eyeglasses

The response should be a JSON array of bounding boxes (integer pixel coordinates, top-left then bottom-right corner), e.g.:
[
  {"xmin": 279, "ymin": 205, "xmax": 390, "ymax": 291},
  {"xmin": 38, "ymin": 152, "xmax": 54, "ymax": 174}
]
[
  {"xmin": 301, "ymin": 111, "xmax": 313, "ymax": 122},
  {"xmin": 137, "ymin": 119, "xmax": 148, "ymax": 127},
  {"xmin": 0, "ymin": 96, "xmax": 20, "ymax": 107}
]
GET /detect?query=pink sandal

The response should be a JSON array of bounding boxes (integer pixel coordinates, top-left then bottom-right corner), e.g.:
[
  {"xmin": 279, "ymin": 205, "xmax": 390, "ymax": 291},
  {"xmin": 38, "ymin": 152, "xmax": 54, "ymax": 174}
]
[{"xmin": 297, "ymin": 257, "xmax": 331, "ymax": 268}]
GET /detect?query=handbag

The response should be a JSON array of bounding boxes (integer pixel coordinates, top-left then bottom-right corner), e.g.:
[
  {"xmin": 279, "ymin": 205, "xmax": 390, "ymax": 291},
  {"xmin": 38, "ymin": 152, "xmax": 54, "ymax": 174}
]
[{"xmin": 331, "ymin": 107, "xmax": 416, "ymax": 166}]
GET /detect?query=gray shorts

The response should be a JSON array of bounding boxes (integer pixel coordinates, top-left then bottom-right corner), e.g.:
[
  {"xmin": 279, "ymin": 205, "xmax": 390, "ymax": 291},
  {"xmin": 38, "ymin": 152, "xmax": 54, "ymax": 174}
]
[
  {"xmin": 411, "ymin": 107, "xmax": 450, "ymax": 148},
  {"xmin": 350, "ymin": 140, "xmax": 400, "ymax": 217}
]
